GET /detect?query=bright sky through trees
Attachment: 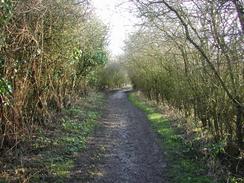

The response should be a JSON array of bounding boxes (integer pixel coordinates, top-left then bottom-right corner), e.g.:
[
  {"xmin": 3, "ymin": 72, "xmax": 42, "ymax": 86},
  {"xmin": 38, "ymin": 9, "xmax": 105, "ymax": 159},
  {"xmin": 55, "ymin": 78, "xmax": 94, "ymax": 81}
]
[{"xmin": 92, "ymin": 0, "xmax": 137, "ymax": 56}]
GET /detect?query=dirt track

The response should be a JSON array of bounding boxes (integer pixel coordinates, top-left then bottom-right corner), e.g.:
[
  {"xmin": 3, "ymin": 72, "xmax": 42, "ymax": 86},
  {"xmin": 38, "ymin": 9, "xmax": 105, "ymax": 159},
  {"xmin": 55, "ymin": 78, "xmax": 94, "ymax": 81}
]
[{"xmin": 70, "ymin": 90, "xmax": 167, "ymax": 183}]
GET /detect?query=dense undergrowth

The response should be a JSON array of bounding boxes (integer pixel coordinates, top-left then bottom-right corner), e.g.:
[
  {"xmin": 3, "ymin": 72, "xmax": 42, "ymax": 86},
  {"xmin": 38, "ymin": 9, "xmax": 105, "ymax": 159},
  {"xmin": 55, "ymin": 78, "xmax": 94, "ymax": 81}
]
[
  {"xmin": 129, "ymin": 92, "xmax": 243, "ymax": 183},
  {"xmin": 0, "ymin": 92, "xmax": 105, "ymax": 182},
  {"xmin": 0, "ymin": 0, "xmax": 108, "ymax": 150},
  {"xmin": 95, "ymin": 62, "xmax": 129, "ymax": 89},
  {"xmin": 124, "ymin": 0, "xmax": 244, "ymax": 158}
]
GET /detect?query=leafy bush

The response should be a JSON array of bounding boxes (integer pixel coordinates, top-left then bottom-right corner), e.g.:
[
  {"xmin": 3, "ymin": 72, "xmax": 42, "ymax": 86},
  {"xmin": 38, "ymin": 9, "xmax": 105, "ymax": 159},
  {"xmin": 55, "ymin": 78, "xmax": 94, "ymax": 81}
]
[{"xmin": 0, "ymin": 0, "xmax": 108, "ymax": 149}]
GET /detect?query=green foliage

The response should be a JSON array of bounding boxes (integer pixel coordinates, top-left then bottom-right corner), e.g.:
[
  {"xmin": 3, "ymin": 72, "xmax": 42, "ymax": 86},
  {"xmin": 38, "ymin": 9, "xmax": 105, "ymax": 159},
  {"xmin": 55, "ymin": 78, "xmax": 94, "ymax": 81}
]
[
  {"xmin": 207, "ymin": 141, "xmax": 226, "ymax": 158},
  {"xmin": 95, "ymin": 62, "xmax": 129, "ymax": 89},
  {"xmin": 0, "ymin": 79, "xmax": 12, "ymax": 95},
  {"xmin": 0, "ymin": 0, "xmax": 12, "ymax": 27}
]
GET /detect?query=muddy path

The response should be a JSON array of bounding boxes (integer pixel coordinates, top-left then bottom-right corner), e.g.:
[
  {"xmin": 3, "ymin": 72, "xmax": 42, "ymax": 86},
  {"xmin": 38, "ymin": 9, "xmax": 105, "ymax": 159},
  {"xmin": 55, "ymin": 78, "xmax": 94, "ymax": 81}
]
[{"xmin": 69, "ymin": 90, "xmax": 168, "ymax": 183}]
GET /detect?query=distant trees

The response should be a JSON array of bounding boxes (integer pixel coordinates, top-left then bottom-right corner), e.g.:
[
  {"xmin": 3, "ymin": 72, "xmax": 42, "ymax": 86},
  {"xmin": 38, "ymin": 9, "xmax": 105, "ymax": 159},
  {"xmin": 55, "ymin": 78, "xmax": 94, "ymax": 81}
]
[
  {"xmin": 95, "ymin": 61, "xmax": 129, "ymax": 89},
  {"xmin": 0, "ymin": 0, "xmax": 108, "ymax": 148},
  {"xmin": 125, "ymin": 0, "xmax": 244, "ymax": 151}
]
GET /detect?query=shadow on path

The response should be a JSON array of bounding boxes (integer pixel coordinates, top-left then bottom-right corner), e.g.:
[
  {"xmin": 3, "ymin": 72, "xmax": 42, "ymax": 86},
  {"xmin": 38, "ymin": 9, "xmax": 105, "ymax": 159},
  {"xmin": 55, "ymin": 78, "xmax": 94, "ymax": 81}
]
[{"xmin": 69, "ymin": 90, "xmax": 168, "ymax": 183}]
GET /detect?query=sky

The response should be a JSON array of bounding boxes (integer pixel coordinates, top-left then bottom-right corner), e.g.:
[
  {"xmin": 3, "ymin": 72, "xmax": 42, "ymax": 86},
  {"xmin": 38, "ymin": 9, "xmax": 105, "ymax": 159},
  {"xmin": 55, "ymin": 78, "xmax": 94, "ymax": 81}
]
[{"xmin": 91, "ymin": 0, "xmax": 138, "ymax": 56}]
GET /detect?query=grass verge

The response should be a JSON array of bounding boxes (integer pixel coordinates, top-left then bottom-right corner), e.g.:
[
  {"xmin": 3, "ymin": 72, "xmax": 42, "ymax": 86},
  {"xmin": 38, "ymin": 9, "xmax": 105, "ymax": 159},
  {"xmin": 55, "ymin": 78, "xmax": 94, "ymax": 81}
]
[
  {"xmin": 0, "ymin": 92, "xmax": 105, "ymax": 183},
  {"xmin": 128, "ymin": 92, "xmax": 217, "ymax": 183}
]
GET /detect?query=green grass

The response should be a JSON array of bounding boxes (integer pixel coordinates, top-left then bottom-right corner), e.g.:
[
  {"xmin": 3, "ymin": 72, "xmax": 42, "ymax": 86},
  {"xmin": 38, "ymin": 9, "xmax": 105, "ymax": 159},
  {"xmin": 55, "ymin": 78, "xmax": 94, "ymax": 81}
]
[
  {"xmin": 0, "ymin": 92, "xmax": 105, "ymax": 183},
  {"xmin": 31, "ymin": 93, "xmax": 105, "ymax": 182},
  {"xmin": 128, "ymin": 92, "xmax": 216, "ymax": 183}
]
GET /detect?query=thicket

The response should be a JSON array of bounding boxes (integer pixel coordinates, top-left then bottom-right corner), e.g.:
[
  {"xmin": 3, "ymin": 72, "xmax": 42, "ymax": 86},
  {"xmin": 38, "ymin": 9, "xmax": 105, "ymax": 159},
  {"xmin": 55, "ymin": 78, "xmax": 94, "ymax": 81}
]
[
  {"xmin": 95, "ymin": 62, "xmax": 129, "ymax": 89},
  {"xmin": 0, "ymin": 0, "xmax": 108, "ymax": 149},
  {"xmin": 124, "ymin": 0, "xmax": 244, "ymax": 177}
]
